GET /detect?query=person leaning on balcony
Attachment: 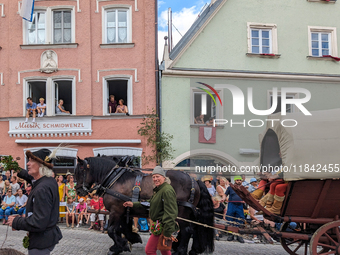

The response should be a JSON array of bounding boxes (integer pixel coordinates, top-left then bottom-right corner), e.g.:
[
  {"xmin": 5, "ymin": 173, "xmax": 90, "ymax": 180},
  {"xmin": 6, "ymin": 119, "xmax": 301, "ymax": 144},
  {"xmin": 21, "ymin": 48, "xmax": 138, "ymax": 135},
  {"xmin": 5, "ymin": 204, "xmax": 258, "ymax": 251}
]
[
  {"xmin": 194, "ymin": 114, "xmax": 204, "ymax": 124},
  {"xmin": 37, "ymin": 98, "xmax": 47, "ymax": 117},
  {"xmin": 56, "ymin": 99, "xmax": 70, "ymax": 114},
  {"xmin": 25, "ymin": 97, "xmax": 37, "ymax": 123},
  {"xmin": 115, "ymin": 99, "xmax": 128, "ymax": 114},
  {"xmin": 206, "ymin": 117, "xmax": 216, "ymax": 127},
  {"xmin": 108, "ymin": 95, "xmax": 117, "ymax": 113}
]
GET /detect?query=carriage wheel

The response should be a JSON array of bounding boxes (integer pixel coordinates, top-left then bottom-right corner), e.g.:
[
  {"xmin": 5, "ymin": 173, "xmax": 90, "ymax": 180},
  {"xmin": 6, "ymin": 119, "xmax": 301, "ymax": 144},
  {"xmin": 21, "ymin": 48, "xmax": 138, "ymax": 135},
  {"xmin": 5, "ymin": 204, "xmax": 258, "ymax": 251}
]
[
  {"xmin": 309, "ymin": 220, "xmax": 340, "ymax": 255},
  {"xmin": 280, "ymin": 222, "xmax": 309, "ymax": 255}
]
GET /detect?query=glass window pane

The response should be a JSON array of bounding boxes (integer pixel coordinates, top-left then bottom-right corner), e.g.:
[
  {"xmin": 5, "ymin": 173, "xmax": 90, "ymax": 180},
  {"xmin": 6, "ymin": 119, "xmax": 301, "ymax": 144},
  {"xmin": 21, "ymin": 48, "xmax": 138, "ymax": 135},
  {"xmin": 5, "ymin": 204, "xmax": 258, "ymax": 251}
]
[
  {"xmin": 252, "ymin": 46, "xmax": 259, "ymax": 54},
  {"xmin": 262, "ymin": 47, "xmax": 270, "ymax": 54},
  {"xmin": 63, "ymin": 28, "xmax": 71, "ymax": 43},
  {"xmin": 118, "ymin": 28, "xmax": 127, "ymax": 43},
  {"xmin": 321, "ymin": 33, "xmax": 329, "ymax": 41},
  {"xmin": 322, "ymin": 42, "xmax": 329, "ymax": 49},
  {"xmin": 311, "ymin": 33, "xmax": 318, "ymax": 41},
  {"xmin": 118, "ymin": 11, "xmax": 127, "ymax": 26},
  {"xmin": 251, "ymin": 30, "xmax": 259, "ymax": 38},
  {"xmin": 28, "ymin": 30, "xmax": 36, "ymax": 44},
  {"xmin": 262, "ymin": 30, "xmax": 270, "ymax": 38},
  {"xmin": 63, "ymin": 11, "xmax": 71, "ymax": 29},
  {"xmin": 312, "ymin": 41, "xmax": 319, "ymax": 48},
  {"xmin": 54, "ymin": 11, "xmax": 62, "ymax": 29},
  {"xmin": 107, "ymin": 11, "xmax": 116, "ymax": 28},
  {"xmin": 252, "ymin": 38, "xmax": 259, "ymax": 46},
  {"xmin": 312, "ymin": 49, "xmax": 319, "ymax": 56},
  {"xmin": 37, "ymin": 13, "xmax": 45, "ymax": 29},
  {"xmin": 54, "ymin": 29, "xmax": 62, "ymax": 43},
  {"xmin": 322, "ymin": 49, "xmax": 329, "ymax": 55},
  {"xmin": 38, "ymin": 30, "xmax": 45, "ymax": 43},
  {"xmin": 262, "ymin": 39, "xmax": 269, "ymax": 46},
  {"xmin": 107, "ymin": 28, "xmax": 116, "ymax": 43}
]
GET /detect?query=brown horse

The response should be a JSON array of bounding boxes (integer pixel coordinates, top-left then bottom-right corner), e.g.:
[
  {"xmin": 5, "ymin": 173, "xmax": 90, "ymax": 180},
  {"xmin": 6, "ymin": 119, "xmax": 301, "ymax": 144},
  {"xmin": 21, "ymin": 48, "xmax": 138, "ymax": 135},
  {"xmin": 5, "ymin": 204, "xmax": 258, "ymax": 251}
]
[{"xmin": 75, "ymin": 156, "xmax": 214, "ymax": 255}]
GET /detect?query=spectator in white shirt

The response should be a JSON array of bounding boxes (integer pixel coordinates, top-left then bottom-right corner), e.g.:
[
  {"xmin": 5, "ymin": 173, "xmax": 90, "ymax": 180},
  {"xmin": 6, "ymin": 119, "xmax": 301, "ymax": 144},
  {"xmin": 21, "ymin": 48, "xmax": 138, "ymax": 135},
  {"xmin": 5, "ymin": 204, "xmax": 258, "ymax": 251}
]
[
  {"xmin": 10, "ymin": 176, "xmax": 20, "ymax": 196},
  {"xmin": 11, "ymin": 189, "xmax": 27, "ymax": 216}
]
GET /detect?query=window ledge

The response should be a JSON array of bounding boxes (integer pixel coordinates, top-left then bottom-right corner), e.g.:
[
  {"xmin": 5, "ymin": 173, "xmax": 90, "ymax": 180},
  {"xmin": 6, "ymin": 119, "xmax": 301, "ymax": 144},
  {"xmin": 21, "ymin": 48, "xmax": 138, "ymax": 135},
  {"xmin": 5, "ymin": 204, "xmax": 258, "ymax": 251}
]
[
  {"xmin": 20, "ymin": 43, "xmax": 78, "ymax": 50},
  {"xmin": 100, "ymin": 43, "xmax": 135, "ymax": 49},
  {"xmin": 190, "ymin": 125, "xmax": 224, "ymax": 129},
  {"xmin": 246, "ymin": 53, "xmax": 281, "ymax": 58},
  {"xmin": 306, "ymin": 56, "xmax": 337, "ymax": 61},
  {"xmin": 307, "ymin": 0, "xmax": 336, "ymax": 3}
]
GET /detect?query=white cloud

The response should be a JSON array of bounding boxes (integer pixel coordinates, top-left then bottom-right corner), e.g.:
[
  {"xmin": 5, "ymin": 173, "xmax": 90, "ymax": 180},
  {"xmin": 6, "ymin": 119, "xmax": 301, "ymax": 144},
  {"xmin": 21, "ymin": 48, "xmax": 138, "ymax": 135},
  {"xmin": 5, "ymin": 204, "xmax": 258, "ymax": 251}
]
[
  {"xmin": 158, "ymin": 2, "xmax": 208, "ymax": 61},
  {"xmin": 158, "ymin": 0, "xmax": 165, "ymax": 9}
]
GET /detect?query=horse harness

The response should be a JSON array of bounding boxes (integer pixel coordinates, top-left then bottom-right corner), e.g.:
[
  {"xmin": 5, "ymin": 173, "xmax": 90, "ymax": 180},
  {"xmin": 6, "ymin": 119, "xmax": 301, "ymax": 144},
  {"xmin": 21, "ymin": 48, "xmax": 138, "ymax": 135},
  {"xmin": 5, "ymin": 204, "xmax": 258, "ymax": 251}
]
[{"xmin": 85, "ymin": 165, "xmax": 199, "ymax": 217}]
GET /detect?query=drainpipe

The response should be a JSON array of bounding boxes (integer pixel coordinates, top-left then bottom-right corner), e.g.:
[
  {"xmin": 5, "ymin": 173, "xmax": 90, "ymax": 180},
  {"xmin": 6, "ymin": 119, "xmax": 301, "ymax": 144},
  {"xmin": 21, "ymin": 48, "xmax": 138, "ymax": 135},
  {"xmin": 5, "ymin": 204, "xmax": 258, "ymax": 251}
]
[{"xmin": 154, "ymin": 0, "xmax": 161, "ymax": 165}]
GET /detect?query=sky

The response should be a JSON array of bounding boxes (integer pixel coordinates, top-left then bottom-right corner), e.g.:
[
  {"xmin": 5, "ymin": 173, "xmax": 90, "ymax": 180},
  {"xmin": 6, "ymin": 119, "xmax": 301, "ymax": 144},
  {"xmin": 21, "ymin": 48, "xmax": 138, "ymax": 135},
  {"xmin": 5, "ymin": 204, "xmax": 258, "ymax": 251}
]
[{"xmin": 158, "ymin": 0, "xmax": 209, "ymax": 61}]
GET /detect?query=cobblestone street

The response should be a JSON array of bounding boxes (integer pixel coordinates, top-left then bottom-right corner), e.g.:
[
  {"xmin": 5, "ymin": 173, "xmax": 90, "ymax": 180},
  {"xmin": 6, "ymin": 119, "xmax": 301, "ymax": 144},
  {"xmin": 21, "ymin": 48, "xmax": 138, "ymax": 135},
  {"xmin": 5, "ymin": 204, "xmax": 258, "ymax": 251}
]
[{"xmin": 0, "ymin": 223, "xmax": 294, "ymax": 255}]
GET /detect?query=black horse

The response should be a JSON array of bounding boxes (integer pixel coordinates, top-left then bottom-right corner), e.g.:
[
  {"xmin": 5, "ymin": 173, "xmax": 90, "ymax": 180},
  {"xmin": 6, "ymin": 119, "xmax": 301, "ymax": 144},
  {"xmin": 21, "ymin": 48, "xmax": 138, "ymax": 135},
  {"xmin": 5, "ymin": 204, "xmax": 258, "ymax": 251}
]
[{"xmin": 75, "ymin": 156, "xmax": 214, "ymax": 255}]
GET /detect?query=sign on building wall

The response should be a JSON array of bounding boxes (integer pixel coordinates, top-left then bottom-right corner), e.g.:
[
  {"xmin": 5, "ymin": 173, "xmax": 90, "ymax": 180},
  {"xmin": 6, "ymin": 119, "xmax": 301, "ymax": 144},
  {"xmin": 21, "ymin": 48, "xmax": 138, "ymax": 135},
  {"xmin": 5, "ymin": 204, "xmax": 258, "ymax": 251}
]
[{"xmin": 8, "ymin": 117, "xmax": 92, "ymax": 137}]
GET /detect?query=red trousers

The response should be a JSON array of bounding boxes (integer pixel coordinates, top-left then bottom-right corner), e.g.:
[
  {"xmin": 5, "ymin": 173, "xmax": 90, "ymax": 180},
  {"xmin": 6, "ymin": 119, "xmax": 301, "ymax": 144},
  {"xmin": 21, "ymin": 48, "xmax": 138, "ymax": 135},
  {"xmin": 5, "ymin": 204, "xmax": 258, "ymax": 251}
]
[
  {"xmin": 269, "ymin": 179, "xmax": 288, "ymax": 197},
  {"xmin": 145, "ymin": 234, "xmax": 171, "ymax": 255}
]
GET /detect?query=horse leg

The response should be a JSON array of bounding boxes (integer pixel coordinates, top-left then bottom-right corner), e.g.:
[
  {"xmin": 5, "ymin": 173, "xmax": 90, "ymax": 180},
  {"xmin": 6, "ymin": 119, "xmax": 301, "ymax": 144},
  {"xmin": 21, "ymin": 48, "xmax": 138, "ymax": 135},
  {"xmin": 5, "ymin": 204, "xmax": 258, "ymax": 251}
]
[
  {"xmin": 120, "ymin": 216, "xmax": 142, "ymax": 244},
  {"xmin": 172, "ymin": 221, "xmax": 192, "ymax": 255},
  {"xmin": 107, "ymin": 213, "xmax": 131, "ymax": 255}
]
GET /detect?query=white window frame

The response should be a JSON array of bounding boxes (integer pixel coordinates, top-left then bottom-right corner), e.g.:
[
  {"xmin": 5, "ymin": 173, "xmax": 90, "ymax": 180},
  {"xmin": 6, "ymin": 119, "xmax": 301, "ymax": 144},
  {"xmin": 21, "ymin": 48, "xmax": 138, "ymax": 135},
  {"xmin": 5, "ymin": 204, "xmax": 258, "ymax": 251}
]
[
  {"xmin": 308, "ymin": 26, "xmax": 337, "ymax": 57},
  {"xmin": 102, "ymin": 75, "xmax": 133, "ymax": 115},
  {"xmin": 267, "ymin": 90, "xmax": 298, "ymax": 114},
  {"xmin": 23, "ymin": 6, "xmax": 76, "ymax": 45},
  {"xmin": 102, "ymin": 5, "xmax": 132, "ymax": 44},
  {"xmin": 23, "ymin": 76, "xmax": 76, "ymax": 116},
  {"xmin": 190, "ymin": 88, "xmax": 223, "ymax": 125},
  {"xmin": 247, "ymin": 22, "xmax": 278, "ymax": 54}
]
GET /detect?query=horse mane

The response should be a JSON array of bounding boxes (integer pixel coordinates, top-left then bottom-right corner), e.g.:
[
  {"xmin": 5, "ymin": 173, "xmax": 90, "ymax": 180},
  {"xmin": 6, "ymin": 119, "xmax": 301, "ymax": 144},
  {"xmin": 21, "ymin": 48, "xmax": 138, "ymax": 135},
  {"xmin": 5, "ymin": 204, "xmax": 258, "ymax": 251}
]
[
  {"xmin": 87, "ymin": 157, "xmax": 117, "ymax": 183},
  {"xmin": 85, "ymin": 157, "xmax": 145, "ymax": 183}
]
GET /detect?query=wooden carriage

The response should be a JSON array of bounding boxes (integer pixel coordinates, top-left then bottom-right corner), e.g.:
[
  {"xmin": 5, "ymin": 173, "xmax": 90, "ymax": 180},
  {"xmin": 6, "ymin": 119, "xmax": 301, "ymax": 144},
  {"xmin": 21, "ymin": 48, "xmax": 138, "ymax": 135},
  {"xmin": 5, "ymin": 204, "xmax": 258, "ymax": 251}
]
[{"xmin": 221, "ymin": 109, "xmax": 340, "ymax": 255}]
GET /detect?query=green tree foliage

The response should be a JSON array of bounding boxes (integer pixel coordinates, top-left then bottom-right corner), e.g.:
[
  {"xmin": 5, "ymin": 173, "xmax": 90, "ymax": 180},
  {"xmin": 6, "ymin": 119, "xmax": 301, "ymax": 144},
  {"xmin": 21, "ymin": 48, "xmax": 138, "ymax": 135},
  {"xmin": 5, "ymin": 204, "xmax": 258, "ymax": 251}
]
[
  {"xmin": 137, "ymin": 109, "xmax": 175, "ymax": 165},
  {"xmin": 0, "ymin": 155, "xmax": 21, "ymax": 172}
]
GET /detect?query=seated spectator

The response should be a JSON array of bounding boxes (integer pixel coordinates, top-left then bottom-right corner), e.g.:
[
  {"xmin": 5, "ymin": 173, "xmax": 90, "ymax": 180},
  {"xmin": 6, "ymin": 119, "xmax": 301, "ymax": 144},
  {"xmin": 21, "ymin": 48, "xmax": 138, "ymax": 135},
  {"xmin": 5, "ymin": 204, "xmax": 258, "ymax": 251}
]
[
  {"xmin": 89, "ymin": 194, "xmax": 104, "ymax": 231},
  {"xmin": 25, "ymin": 97, "xmax": 37, "ymax": 123},
  {"xmin": 0, "ymin": 189, "xmax": 16, "ymax": 224},
  {"xmin": 84, "ymin": 198, "xmax": 91, "ymax": 224},
  {"xmin": 3, "ymin": 170, "xmax": 11, "ymax": 182},
  {"xmin": 108, "ymin": 95, "xmax": 117, "ymax": 113},
  {"xmin": 37, "ymin": 98, "xmax": 47, "ymax": 117},
  {"xmin": 65, "ymin": 196, "xmax": 76, "ymax": 228},
  {"xmin": 212, "ymin": 196, "xmax": 226, "ymax": 240},
  {"xmin": 2, "ymin": 180, "xmax": 11, "ymax": 200},
  {"xmin": 248, "ymin": 178, "xmax": 258, "ymax": 193},
  {"xmin": 115, "ymin": 99, "xmax": 128, "ymax": 114},
  {"xmin": 206, "ymin": 117, "xmax": 215, "ymax": 127},
  {"xmin": 194, "ymin": 114, "xmax": 205, "ymax": 124},
  {"xmin": 0, "ymin": 176, "xmax": 4, "ymax": 196},
  {"xmin": 10, "ymin": 176, "xmax": 20, "ymax": 196},
  {"xmin": 11, "ymin": 189, "xmax": 27, "ymax": 216},
  {"xmin": 56, "ymin": 99, "xmax": 70, "ymax": 114},
  {"xmin": 76, "ymin": 198, "xmax": 87, "ymax": 227}
]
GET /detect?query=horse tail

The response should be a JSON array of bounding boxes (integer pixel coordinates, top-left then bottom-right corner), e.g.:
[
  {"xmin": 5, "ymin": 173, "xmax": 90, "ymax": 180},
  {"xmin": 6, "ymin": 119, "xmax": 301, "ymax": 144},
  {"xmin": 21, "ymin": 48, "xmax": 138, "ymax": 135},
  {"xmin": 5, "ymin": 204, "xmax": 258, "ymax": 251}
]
[{"xmin": 193, "ymin": 180, "xmax": 214, "ymax": 253}]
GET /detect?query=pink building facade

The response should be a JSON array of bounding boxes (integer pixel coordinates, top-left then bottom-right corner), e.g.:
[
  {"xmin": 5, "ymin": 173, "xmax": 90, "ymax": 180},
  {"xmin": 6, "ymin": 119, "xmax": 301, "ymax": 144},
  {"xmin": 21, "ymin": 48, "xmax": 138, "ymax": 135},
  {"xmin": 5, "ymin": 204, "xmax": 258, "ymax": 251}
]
[{"xmin": 0, "ymin": 0, "xmax": 157, "ymax": 173}]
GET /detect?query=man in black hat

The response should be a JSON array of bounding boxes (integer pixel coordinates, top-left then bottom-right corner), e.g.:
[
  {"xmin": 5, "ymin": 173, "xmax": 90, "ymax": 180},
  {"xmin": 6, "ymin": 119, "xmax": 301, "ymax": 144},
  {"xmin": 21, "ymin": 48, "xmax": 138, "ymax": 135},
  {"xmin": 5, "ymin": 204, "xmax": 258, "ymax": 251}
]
[{"xmin": 7, "ymin": 149, "xmax": 62, "ymax": 255}]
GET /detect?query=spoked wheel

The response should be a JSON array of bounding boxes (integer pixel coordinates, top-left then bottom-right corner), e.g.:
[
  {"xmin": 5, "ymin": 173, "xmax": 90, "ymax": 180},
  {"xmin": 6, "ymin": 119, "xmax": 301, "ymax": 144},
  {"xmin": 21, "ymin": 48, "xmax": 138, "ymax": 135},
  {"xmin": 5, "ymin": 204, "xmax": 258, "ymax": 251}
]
[
  {"xmin": 310, "ymin": 220, "xmax": 340, "ymax": 255},
  {"xmin": 280, "ymin": 222, "xmax": 309, "ymax": 255}
]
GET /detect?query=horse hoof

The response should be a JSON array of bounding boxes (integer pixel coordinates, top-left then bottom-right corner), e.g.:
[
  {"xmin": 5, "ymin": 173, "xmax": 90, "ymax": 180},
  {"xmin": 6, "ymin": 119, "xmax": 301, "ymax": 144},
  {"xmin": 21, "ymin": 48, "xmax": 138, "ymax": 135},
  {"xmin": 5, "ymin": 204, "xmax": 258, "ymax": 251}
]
[{"xmin": 123, "ymin": 242, "xmax": 132, "ymax": 252}]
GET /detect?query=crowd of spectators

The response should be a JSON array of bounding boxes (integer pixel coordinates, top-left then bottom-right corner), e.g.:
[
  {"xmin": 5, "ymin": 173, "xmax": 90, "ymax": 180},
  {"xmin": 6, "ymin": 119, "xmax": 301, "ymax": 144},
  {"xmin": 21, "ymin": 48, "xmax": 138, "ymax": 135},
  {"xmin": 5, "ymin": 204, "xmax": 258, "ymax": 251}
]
[{"xmin": 0, "ymin": 170, "xmax": 29, "ymax": 224}]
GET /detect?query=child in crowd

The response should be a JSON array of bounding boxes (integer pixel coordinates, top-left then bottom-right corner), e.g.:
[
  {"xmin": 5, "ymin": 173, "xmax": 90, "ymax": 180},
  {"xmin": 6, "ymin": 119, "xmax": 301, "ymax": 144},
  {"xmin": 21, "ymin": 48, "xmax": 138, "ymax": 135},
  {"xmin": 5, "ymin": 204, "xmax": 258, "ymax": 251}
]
[
  {"xmin": 84, "ymin": 198, "xmax": 91, "ymax": 224},
  {"xmin": 76, "ymin": 198, "xmax": 87, "ymax": 227},
  {"xmin": 65, "ymin": 196, "xmax": 76, "ymax": 228},
  {"xmin": 89, "ymin": 194, "xmax": 104, "ymax": 231}
]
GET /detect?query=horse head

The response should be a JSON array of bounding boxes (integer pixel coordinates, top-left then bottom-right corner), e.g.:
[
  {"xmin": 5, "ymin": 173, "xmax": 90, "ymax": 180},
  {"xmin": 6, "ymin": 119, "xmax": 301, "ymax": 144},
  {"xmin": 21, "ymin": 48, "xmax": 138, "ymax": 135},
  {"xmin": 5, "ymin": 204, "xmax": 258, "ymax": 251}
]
[{"xmin": 75, "ymin": 156, "xmax": 94, "ymax": 197}]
